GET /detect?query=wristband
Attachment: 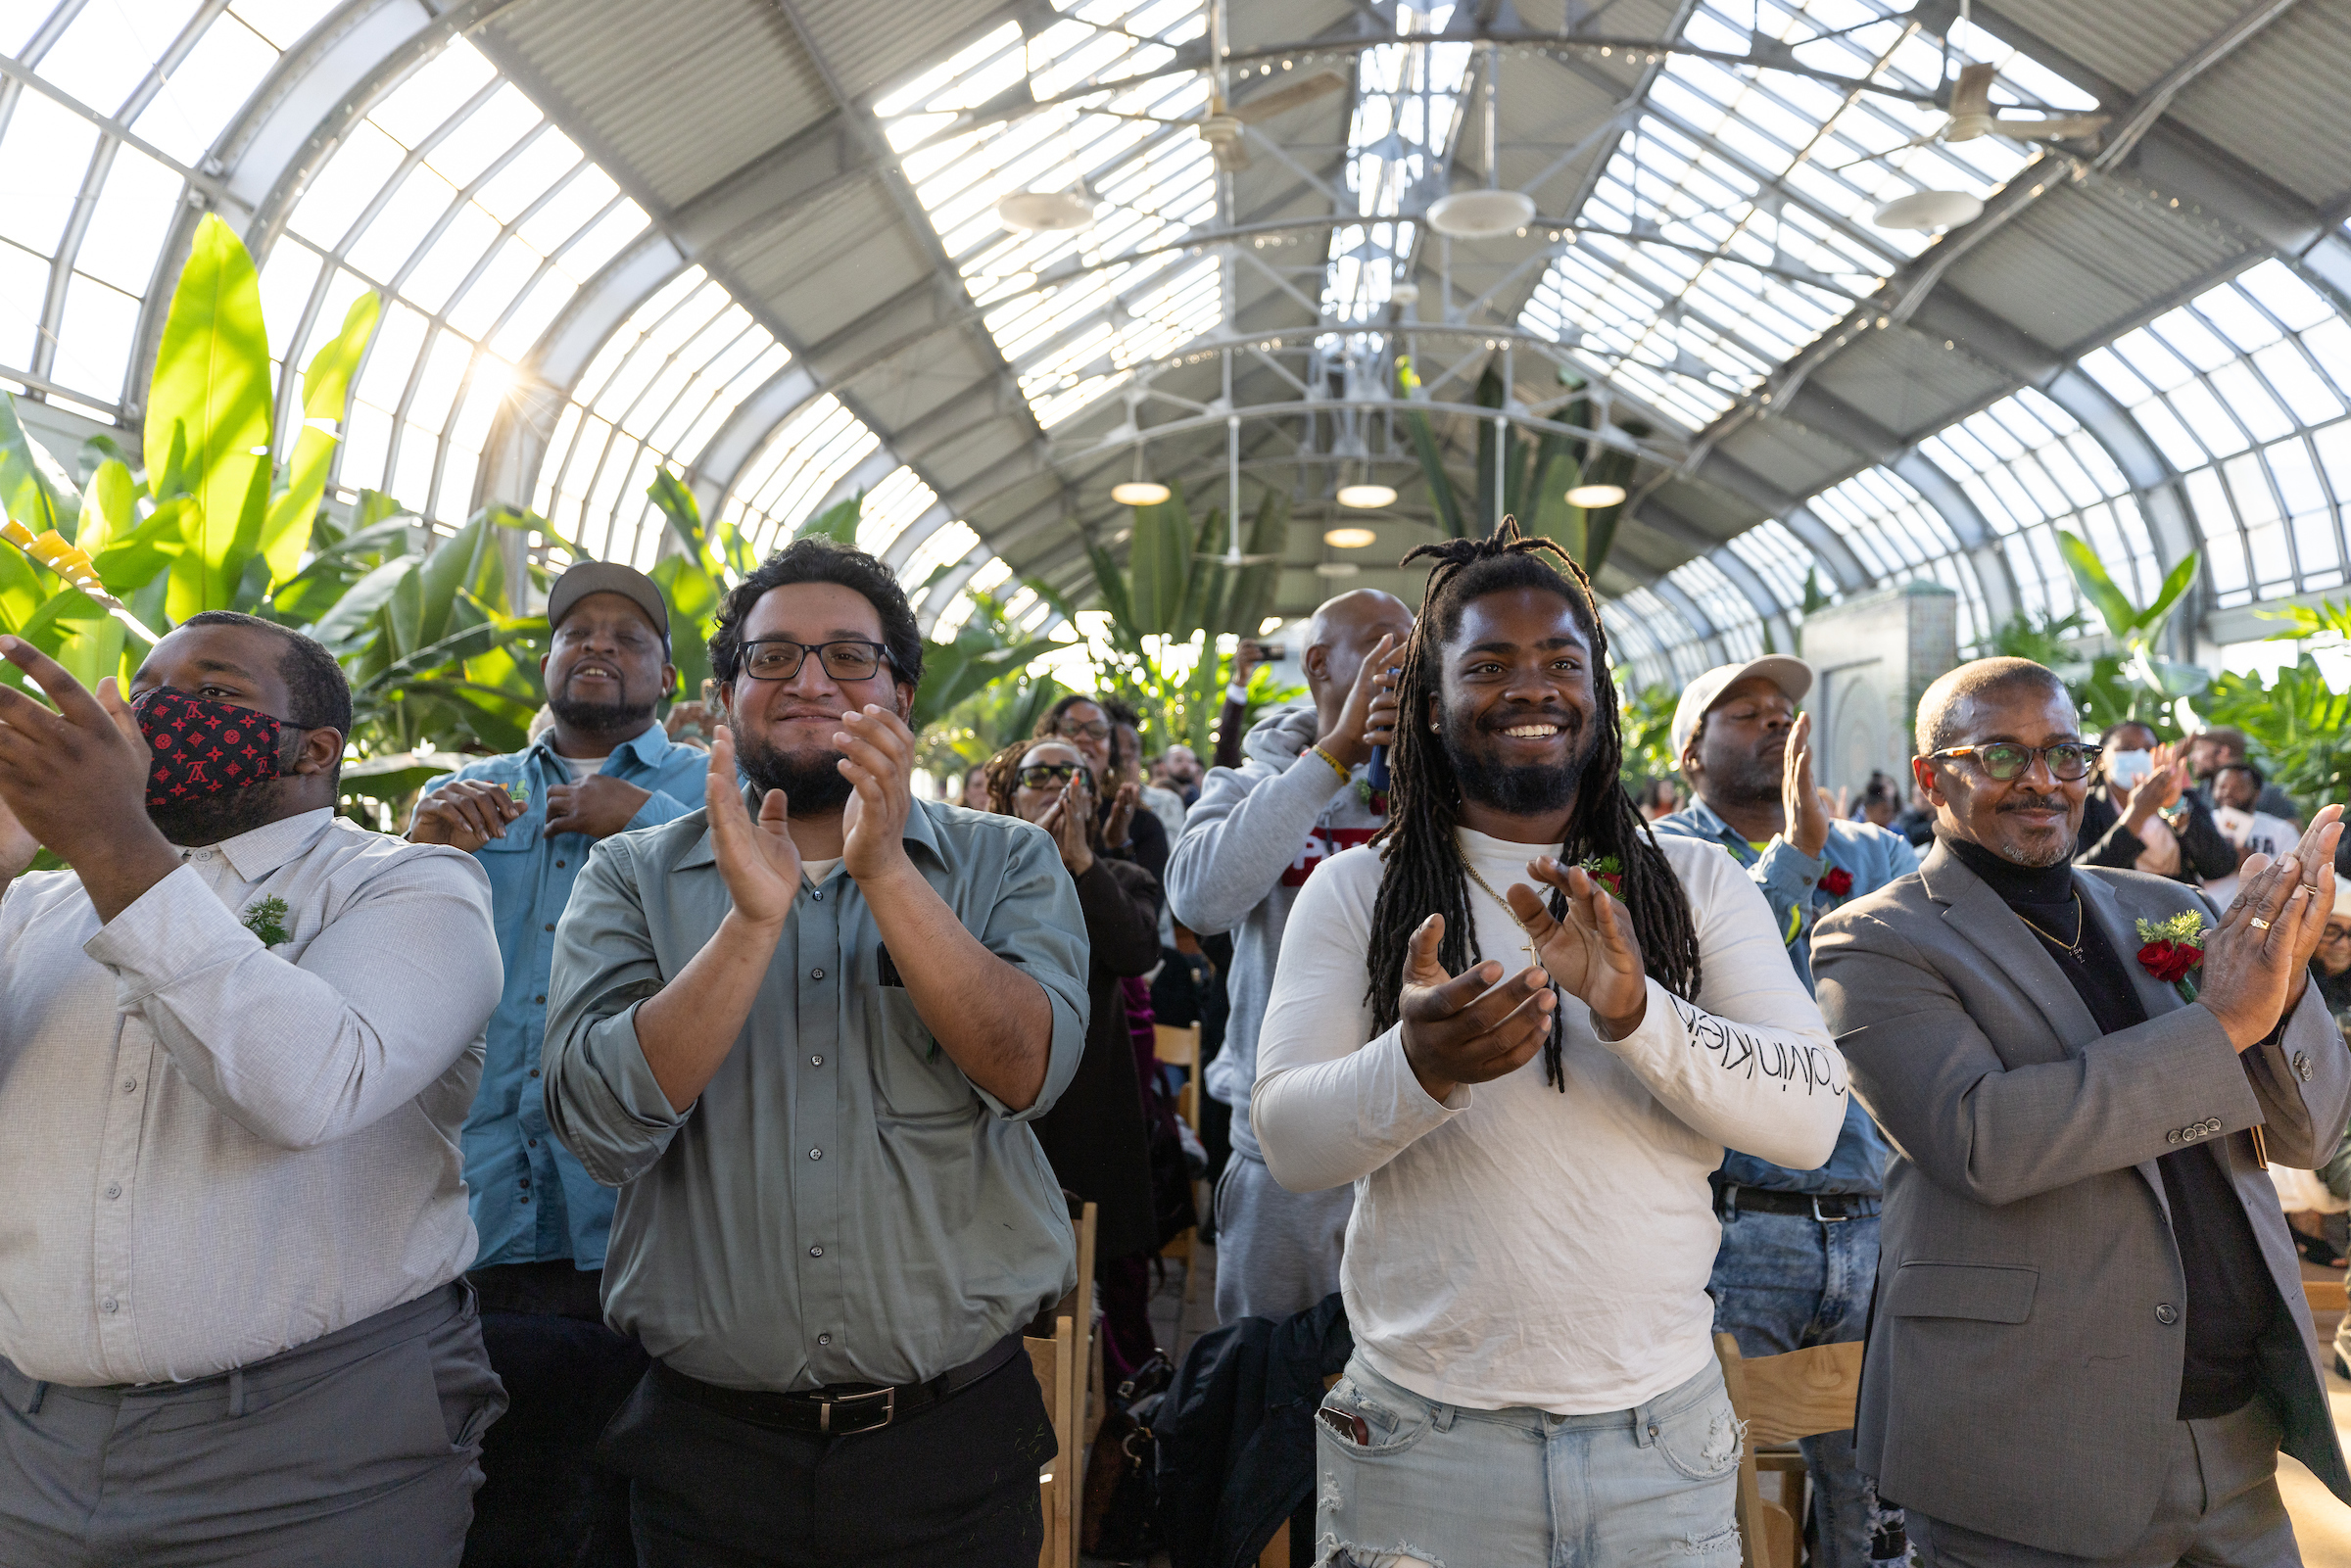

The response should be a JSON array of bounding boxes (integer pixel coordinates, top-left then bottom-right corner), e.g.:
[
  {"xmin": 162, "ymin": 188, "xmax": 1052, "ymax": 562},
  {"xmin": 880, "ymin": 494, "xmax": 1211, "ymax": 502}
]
[
  {"xmin": 1308, "ymin": 744, "xmax": 1352, "ymax": 784},
  {"xmin": 1226, "ymin": 683, "xmax": 1249, "ymax": 705}
]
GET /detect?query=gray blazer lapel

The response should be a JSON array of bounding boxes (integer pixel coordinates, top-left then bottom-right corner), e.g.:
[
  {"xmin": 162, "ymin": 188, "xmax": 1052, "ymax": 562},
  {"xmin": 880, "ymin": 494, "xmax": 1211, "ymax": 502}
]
[
  {"xmin": 2078, "ymin": 870, "xmax": 2186, "ymax": 1218},
  {"xmin": 1919, "ymin": 844, "xmax": 2100, "ymax": 1052}
]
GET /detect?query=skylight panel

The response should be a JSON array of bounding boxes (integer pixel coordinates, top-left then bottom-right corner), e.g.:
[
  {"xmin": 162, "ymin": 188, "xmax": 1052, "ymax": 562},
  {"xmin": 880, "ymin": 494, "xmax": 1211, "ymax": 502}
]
[
  {"xmin": 878, "ymin": 0, "xmax": 1223, "ymax": 429},
  {"xmin": 1728, "ymin": 518, "xmax": 1821, "ymax": 610},
  {"xmin": 720, "ymin": 396, "xmax": 882, "ymax": 553},
  {"xmin": 130, "ymin": 9, "xmax": 276, "ymax": 164},
  {"xmin": 1667, "ymin": 556, "xmax": 1764, "ymax": 659}
]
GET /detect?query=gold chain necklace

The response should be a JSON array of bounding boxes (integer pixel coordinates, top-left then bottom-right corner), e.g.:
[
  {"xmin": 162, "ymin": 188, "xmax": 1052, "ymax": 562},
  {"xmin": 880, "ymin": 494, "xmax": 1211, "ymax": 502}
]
[
  {"xmin": 1463, "ymin": 859, "xmax": 1543, "ymax": 971},
  {"xmin": 2014, "ymin": 891, "xmax": 2086, "ymax": 959}
]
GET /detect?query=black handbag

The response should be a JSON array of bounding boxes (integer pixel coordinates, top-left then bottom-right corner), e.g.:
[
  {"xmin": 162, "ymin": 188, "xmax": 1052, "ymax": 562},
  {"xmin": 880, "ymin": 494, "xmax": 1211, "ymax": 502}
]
[{"xmin": 1082, "ymin": 1352, "xmax": 1175, "ymax": 1561}]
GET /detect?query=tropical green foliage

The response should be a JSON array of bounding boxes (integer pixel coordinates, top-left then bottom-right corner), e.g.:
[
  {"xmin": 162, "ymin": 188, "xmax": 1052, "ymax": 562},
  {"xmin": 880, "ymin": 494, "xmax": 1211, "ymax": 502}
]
[
  {"xmin": 1616, "ymin": 681, "xmax": 1680, "ymax": 789},
  {"xmin": 2199, "ymin": 597, "xmax": 2351, "ymax": 814},
  {"xmin": 1395, "ymin": 357, "xmax": 1644, "ymax": 578},
  {"xmin": 2055, "ymin": 530, "xmax": 2206, "ymax": 720},
  {"xmin": 1087, "ymin": 479, "xmax": 1289, "ymax": 752}
]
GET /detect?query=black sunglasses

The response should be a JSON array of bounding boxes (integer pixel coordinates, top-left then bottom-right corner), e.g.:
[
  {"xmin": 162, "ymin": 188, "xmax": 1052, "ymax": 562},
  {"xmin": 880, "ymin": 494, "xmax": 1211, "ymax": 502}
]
[{"xmin": 1017, "ymin": 763, "xmax": 1087, "ymax": 789}]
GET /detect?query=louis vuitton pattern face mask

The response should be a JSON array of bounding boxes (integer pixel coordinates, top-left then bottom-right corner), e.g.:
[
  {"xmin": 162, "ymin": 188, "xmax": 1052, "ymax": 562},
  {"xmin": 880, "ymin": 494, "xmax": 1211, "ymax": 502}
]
[{"xmin": 134, "ymin": 688, "xmax": 285, "ymax": 809}]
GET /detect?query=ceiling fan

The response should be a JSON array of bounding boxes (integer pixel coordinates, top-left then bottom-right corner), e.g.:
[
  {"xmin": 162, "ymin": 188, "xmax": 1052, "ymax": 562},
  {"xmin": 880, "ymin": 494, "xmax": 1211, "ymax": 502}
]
[
  {"xmin": 1826, "ymin": 62, "xmax": 2109, "ymax": 172},
  {"xmin": 1100, "ymin": 68, "xmax": 1350, "ymax": 171}
]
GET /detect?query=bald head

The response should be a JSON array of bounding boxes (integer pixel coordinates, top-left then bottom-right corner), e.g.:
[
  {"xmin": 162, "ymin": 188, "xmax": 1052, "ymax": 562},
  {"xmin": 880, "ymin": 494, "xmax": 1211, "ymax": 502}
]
[
  {"xmin": 1304, "ymin": 589, "xmax": 1415, "ymax": 726},
  {"xmin": 1915, "ymin": 657, "xmax": 2074, "ymax": 754}
]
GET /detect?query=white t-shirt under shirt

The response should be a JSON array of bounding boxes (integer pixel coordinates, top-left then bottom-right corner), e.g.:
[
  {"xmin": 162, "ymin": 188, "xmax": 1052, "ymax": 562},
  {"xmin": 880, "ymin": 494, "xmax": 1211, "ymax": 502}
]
[
  {"xmin": 800, "ymin": 858, "xmax": 842, "ymax": 885},
  {"xmin": 559, "ymin": 753, "xmax": 607, "ymax": 784},
  {"xmin": 2205, "ymin": 805, "xmax": 2297, "ymax": 906},
  {"xmin": 1254, "ymin": 827, "xmax": 1845, "ymax": 1416}
]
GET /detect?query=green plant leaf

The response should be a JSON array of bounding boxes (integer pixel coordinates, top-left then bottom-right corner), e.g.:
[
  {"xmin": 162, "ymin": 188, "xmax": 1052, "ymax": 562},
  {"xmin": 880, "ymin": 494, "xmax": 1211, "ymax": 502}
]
[
  {"xmin": 88, "ymin": 495, "xmax": 191, "ymax": 593},
  {"xmin": 0, "ymin": 396, "xmax": 77, "ymax": 539},
  {"xmin": 2135, "ymin": 550, "xmax": 2201, "ymax": 641},
  {"xmin": 310, "ymin": 553, "xmax": 417, "ymax": 650},
  {"xmin": 146, "ymin": 214, "xmax": 273, "ymax": 615},
  {"xmin": 261, "ymin": 291, "xmax": 379, "ymax": 588},
  {"xmin": 648, "ymin": 467, "xmax": 706, "ymax": 560},
  {"xmin": 77, "ymin": 458, "xmax": 135, "ymax": 558},
  {"xmin": 793, "ymin": 491, "xmax": 865, "ymax": 546},
  {"xmin": 2054, "ymin": 530, "xmax": 2137, "ymax": 643}
]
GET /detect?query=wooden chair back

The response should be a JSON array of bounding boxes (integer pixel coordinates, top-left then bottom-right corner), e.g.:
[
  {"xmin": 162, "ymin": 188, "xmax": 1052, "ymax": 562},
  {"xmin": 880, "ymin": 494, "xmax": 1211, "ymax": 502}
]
[
  {"xmin": 1028, "ymin": 1200, "xmax": 1098, "ymax": 1568},
  {"xmin": 1154, "ymin": 1022, "xmax": 1202, "ymax": 1130},
  {"xmin": 2306, "ymin": 1277, "xmax": 2347, "ymax": 1314},
  {"xmin": 1713, "ymin": 1333, "xmax": 1863, "ymax": 1568}
]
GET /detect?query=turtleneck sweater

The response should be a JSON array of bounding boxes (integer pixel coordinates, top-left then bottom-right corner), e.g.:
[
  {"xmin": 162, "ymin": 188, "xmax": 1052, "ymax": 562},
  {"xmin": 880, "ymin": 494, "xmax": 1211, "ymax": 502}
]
[{"xmin": 1940, "ymin": 833, "xmax": 2277, "ymax": 1419}]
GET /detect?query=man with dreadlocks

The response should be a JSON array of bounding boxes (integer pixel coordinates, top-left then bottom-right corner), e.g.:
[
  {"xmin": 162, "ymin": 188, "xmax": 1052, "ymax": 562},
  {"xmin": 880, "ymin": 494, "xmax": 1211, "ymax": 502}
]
[{"xmin": 1254, "ymin": 519, "xmax": 1847, "ymax": 1563}]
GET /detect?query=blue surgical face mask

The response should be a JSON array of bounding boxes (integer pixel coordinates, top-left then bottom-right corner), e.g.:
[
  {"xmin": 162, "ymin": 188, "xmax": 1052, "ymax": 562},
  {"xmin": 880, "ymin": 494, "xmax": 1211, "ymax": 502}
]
[{"xmin": 2106, "ymin": 748, "xmax": 2153, "ymax": 788}]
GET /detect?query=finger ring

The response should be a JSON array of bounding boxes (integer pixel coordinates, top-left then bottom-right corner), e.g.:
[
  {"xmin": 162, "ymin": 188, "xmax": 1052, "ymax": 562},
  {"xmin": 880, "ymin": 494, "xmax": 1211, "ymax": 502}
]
[
  {"xmin": 2250, "ymin": 917, "xmax": 2272, "ymax": 930},
  {"xmin": 2303, "ymin": 883, "xmax": 2322, "ymax": 895}
]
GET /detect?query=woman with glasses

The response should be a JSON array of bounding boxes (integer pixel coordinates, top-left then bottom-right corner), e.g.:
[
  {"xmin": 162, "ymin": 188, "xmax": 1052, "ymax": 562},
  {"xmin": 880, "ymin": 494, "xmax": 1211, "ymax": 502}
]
[
  {"xmin": 981, "ymin": 737, "xmax": 1165, "ymax": 1377},
  {"xmin": 1033, "ymin": 693, "xmax": 1170, "ymax": 881},
  {"xmin": 2316, "ymin": 883, "xmax": 2351, "ymax": 1020},
  {"xmin": 2074, "ymin": 720, "xmax": 2235, "ymax": 885}
]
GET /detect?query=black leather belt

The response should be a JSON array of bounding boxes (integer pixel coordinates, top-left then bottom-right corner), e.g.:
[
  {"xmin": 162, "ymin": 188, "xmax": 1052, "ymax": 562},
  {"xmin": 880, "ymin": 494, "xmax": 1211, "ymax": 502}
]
[
  {"xmin": 1719, "ymin": 1186, "xmax": 1881, "ymax": 1222},
  {"xmin": 652, "ymin": 1334, "xmax": 1023, "ymax": 1437}
]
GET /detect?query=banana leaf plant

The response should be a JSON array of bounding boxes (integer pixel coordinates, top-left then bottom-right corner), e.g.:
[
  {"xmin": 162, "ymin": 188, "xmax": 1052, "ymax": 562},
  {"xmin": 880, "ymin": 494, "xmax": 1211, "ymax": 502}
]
[
  {"xmin": 1086, "ymin": 479, "xmax": 1288, "ymax": 754},
  {"xmin": 2055, "ymin": 530, "xmax": 2205, "ymax": 721},
  {"xmin": 1393, "ymin": 357, "xmax": 1644, "ymax": 578}
]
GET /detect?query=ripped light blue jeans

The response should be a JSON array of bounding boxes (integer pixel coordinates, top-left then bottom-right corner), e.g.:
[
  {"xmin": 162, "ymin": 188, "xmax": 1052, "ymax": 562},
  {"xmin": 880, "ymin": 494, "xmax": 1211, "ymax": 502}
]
[{"xmin": 1313, "ymin": 1354, "xmax": 1743, "ymax": 1568}]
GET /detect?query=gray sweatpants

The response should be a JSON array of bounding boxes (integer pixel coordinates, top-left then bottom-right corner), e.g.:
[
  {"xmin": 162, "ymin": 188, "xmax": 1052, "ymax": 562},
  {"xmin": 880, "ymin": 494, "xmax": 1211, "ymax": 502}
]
[
  {"xmin": 0, "ymin": 1283, "xmax": 506, "ymax": 1567},
  {"xmin": 1213, "ymin": 1150, "xmax": 1353, "ymax": 1324}
]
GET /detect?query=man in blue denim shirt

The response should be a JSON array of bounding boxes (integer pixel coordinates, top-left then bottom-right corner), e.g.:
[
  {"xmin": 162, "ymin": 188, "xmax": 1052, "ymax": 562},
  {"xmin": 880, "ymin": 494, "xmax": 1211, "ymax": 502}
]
[
  {"xmin": 410, "ymin": 561, "xmax": 708, "ymax": 1568},
  {"xmin": 1654, "ymin": 656, "xmax": 1918, "ymax": 1568}
]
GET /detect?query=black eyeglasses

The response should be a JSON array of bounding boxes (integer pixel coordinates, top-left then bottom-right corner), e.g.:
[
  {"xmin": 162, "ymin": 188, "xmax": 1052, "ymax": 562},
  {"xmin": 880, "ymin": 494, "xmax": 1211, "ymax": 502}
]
[
  {"xmin": 1017, "ymin": 763, "xmax": 1087, "ymax": 789},
  {"xmin": 736, "ymin": 639, "xmax": 892, "ymax": 684},
  {"xmin": 1055, "ymin": 718, "xmax": 1112, "ymax": 743},
  {"xmin": 1927, "ymin": 742, "xmax": 2103, "ymax": 783}
]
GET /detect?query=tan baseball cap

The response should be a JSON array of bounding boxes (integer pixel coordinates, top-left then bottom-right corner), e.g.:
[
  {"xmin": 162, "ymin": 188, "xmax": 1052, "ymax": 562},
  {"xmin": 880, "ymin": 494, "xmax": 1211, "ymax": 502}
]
[{"xmin": 1670, "ymin": 656, "xmax": 1815, "ymax": 766}]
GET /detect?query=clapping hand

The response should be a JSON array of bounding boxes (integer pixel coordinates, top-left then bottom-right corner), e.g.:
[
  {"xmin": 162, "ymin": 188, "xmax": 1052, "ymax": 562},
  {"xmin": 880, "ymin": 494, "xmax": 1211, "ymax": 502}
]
[
  {"xmin": 2117, "ymin": 740, "xmax": 2190, "ymax": 831},
  {"xmin": 1318, "ymin": 634, "xmax": 1401, "ymax": 770},
  {"xmin": 409, "ymin": 779, "xmax": 525, "ymax": 850},
  {"xmin": 1033, "ymin": 770, "xmax": 1096, "ymax": 877},
  {"xmin": 1507, "ymin": 857, "xmax": 1650, "ymax": 1036},
  {"xmin": 836, "ymin": 704, "xmax": 917, "ymax": 885},
  {"xmin": 1102, "ymin": 779, "xmax": 1138, "ymax": 849},
  {"xmin": 1396, "ymin": 914, "xmax": 1557, "ymax": 1103},
  {"xmin": 1783, "ymin": 711, "xmax": 1829, "ymax": 858},
  {"xmin": 2201, "ymin": 804, "xmax": 2343, "ymax": 1047},
  {"xmin": 706, "ymin": 725, "xmax": 799, "ymax": 927},
  {"xmin": 0, "ymin": 790, "xmax": 34, "ymax": 881}
]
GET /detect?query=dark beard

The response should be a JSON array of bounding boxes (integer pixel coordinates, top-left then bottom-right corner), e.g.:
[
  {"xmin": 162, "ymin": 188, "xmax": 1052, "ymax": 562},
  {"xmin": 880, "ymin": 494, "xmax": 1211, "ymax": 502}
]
[
  {"xmin": 1710, "ymin": 738, "xmax": 1783, "ymax": 809},
  {"xmin": 147, "ymin": 776, "xmax": 302, "ymax": 846},
  {"xmin": 1440, "ymin": 700, "xmax": 1595, "ymax": 817},
  {"xmin": 735, "ymin": 728, "xmax": 855, "ymax": 813},
  {"xmin": 548, "ymin": 693, "xmax": 656, "ymax": 735}
]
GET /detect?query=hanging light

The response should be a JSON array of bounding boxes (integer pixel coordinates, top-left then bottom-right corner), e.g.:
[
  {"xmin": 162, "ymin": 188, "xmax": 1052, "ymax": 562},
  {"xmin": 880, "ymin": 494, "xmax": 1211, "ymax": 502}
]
[
  {"xmin": 1112, "ymin": 480, "xmax": 1171, "ymax": 506},
  {"xmin": 1314, "ymin": 560, "xmax": 1362, "ymax": 578},
  {"xmin": 1336, "ymin": 483, "xmax": 1397, "ymax": 508},
  {"xmin": 1870, "ymin": 190, "xmax": 1983, "ymax": 232},
  {"xmin": 1322, "ymin": 527, "xmax": 1377, "ymax": 548},
  {"xmin": 1565, "ymin": 483, "xmax": 1627, "ymax": 508},
  {"xmin": 997, "ymin": 188, "xmax": 1096, "ymax": 232}
]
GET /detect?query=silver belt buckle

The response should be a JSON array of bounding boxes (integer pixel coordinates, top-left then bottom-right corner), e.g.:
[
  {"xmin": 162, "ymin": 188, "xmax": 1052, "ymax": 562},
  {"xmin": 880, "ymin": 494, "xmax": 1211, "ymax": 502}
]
[
  {"xmin": 819, "ymin": 1385, "xmax": 895, "ymax": 1434},
  {"xmin": 1811, "ymin": 1195, "xmax": 1850, "ymax": 1224}
]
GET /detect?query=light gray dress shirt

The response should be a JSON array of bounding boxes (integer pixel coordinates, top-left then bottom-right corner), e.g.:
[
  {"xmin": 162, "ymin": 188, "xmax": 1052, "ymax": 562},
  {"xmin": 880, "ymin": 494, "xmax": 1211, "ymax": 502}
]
[
  {"xmin": 543, "ymin": 793, "xmax": 1089, "ymax": 1393},
  {"xmin": 0, "ymin": 808, "xmax": 501, "ymax": 1386}
]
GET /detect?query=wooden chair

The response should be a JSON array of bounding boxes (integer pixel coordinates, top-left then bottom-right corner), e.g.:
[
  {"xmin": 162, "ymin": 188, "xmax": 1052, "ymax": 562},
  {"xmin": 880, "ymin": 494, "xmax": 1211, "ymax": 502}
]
[
  {"xmin": 1028, "ymin": 1201, "xmax": 1097, "ymax": 1568},
  {"xmin": 1713, "ymin": 1334, "xmax": 1864, "ymax": 1568},
  {"xmin": 2306, "ymin": 1276, "xmax": 2347, "ymax": 1314},
  {"xmin": 1154, "ymin": 1022, "xmax": 1208, "ymax": 1308}
]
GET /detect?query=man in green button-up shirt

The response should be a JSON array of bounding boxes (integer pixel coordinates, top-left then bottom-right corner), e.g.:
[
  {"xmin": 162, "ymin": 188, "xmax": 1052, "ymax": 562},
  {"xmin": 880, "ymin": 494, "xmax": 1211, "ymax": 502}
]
[{"xmin": 544, "ymin": 539, "xmax": 1087, "ymax": 1568}]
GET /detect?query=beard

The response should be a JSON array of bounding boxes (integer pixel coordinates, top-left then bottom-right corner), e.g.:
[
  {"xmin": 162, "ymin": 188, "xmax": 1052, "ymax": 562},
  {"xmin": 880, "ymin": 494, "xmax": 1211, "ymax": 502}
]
[
  {"xmin": 1993, "ymin": 790, "xmax": 2078, "ymax": 867},
  {"xmin": 547, "ymin": 691, "xmax": 656, "ymax": 735},
  {"xmin": 735, "ymin": 727, "xmax": 855, "ymax": 813},
  {"xmin": 1439, "ymin": 698, "xmax": 1596, "ymax": 817},
  {"xmin": 148, "ymin": 776, "xmax": 302, "ymax": 847},
  {"xmin": 1708, "ymin": 735, "xmax": 1784, "ymax": 808}
]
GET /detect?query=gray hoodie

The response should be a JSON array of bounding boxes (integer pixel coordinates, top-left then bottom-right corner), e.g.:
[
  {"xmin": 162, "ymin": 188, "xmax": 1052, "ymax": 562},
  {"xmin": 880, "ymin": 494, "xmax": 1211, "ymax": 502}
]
[{"xmin": 1166, "ymin": 704, "xmax": 1390, "ymax": 1162}]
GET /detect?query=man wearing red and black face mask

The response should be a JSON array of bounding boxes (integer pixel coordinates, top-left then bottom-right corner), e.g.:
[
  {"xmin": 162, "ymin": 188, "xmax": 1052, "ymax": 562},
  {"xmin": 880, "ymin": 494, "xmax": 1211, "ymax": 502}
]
[{"xmin": 0, "ymin": 612, "xmax": 505, "ymax": 1567}]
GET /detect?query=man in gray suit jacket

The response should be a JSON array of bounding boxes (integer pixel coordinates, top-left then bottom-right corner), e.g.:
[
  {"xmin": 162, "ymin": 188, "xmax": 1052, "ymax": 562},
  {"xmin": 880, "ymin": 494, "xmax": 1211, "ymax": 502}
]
[{"xmin": 1813, "ymin": 656, "xmax": 2351, "ymax": 1566}]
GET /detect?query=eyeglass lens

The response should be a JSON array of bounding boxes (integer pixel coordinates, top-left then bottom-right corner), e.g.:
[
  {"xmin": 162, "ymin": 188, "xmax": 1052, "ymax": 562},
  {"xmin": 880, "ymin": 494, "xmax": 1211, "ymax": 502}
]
[
  {"xmin": 1979, "ymin": 743, "xmax": 2094, "ymax": 781},
  {"xmin": 1018, "ymin": 765, "xmax": 1081, "ymax": 787},
  {"xmin": 742, "ymin": 641, "xmax": 884, "ymax": 681},
  {"xmin": 1058, "ymin": 720, "xmax": 1111, "ymax": 741}
]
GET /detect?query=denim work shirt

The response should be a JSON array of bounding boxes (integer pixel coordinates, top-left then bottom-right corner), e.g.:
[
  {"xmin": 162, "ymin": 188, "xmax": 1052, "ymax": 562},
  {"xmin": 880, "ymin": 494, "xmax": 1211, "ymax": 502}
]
[
  {"xmin": 542, "ymin": 793, "xmax": 1089, "ymax": 1392},
  {"xmin": 418, "ymin": 728, "xmax": 709, "ymax": 1271},
  {"xmin": 1654, "ymin": 799, "xmax": 1917, "ymax": 1196}
]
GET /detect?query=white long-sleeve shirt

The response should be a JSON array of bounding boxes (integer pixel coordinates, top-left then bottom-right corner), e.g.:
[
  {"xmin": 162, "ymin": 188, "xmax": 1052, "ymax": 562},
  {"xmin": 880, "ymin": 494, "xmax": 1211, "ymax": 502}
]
[
  {"xmin": 1254, "ymin": 827, "xmax": 1844, "ymax": 1415},
  {"xmin": 0, "ymin": 810, "xmax": 501, "ymax": 1385}
]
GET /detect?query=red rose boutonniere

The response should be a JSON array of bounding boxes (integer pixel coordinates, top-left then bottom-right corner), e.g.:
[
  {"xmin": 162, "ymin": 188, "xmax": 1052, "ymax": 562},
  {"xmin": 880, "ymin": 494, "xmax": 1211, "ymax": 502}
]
[
  {"xmin": 1580, "ymin": 854, "xmax": 1624, "ymax": 898},
  {"xmin": 2135, "ymin": 911, "xmax": 2209, "ymax": 1000},
  {"xmin": 1820, "ymin": 866, "xmax": 1854, "ymax": 897}
]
